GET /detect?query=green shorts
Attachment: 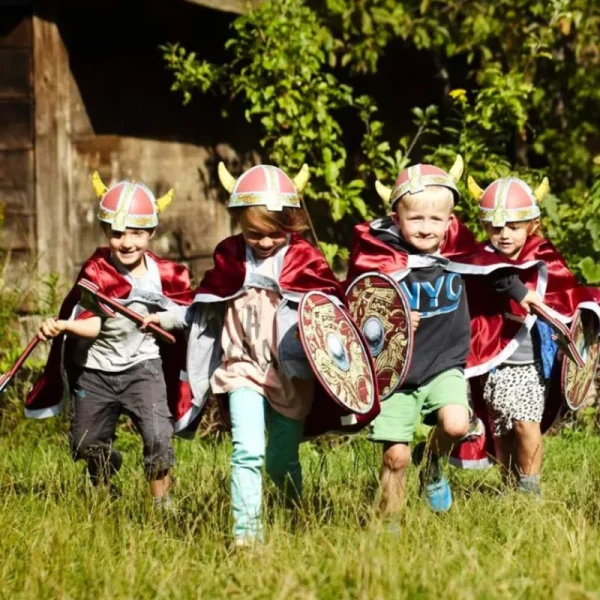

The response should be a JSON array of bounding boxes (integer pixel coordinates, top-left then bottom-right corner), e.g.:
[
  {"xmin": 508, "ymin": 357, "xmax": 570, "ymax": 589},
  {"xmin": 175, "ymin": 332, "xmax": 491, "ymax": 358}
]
[{"xmin": 368, "ymin": 369, "xmax": 471, "ymax": 444}]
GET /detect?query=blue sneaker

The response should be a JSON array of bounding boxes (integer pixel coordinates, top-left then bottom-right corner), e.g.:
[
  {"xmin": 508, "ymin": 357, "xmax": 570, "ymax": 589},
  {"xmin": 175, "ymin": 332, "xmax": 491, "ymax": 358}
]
[
  {"xmin": 413, "ymin": 441, "xmax": 453, "ymax": 512},
  {"xmin": 424, "ymin": 474, "xmax": 452, "ymax": 512}
]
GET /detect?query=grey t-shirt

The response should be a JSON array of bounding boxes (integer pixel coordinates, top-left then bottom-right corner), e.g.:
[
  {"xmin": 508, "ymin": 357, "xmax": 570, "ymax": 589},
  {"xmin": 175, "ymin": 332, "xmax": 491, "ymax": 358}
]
[
  {"xmin": 504, "ymin": 325, "xmax": 541, "ymax": 365},
  {"xmin": 74, "ymin": 271, "xmax": 162, "ymax": 372}
]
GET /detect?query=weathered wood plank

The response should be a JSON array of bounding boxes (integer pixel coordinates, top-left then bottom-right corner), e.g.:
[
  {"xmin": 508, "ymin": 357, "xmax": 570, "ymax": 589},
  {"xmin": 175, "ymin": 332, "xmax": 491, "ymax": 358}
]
[
  {"xmin": 33, "ymin": 7, "xmax": 72, "ymax": 277},
  {"xmin": 0, "ymin": 49, "xmax": 31, "ymax": 97},
  {"xmin": 0, "ymin": 149, "xmax": 34, "ymax": 200},
  {"xmin": 1, "ymin": 205, "xmax": 35, "ymax": 250},
  {"xmin": 69, "ymin": 71, "xmax": 93, "ymax": 137},
  {"xmin": 0, "ymin": 98, "xmax": 32, "ymax": 149}
]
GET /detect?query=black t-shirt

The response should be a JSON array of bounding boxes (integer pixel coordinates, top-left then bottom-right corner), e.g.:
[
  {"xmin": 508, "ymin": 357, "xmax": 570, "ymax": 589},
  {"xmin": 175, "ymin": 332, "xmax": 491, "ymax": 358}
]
[
  {"xmin": 368, "ymin": 221, "xmax": 531, "ymax": 389},
  {"xmin": 367, "ymin": 218, "xmax": 471, "ymax": 388},
  {"xmin": 398, "ymin": 262, "xmax": 471, "ymax": 389}
]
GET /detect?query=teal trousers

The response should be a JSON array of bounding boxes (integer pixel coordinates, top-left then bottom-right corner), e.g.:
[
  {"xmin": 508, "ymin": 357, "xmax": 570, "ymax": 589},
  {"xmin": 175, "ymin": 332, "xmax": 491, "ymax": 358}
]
[{"xmin": 229, "ymin": 387, "xmax": 304, "ymax": 541}]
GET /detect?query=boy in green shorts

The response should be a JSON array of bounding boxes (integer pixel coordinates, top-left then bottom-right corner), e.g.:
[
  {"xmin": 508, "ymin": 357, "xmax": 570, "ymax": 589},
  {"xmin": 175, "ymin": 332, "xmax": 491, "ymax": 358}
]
[{"xmin": 346, "ymin": 158, "xmax": 536, "ymax": 513}]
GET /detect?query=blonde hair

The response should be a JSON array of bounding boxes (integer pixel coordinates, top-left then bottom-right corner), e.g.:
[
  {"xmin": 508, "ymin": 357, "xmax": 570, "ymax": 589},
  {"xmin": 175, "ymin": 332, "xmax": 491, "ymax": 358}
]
[
  {"xmin": 233, "ymin": 205, "xmax": 309, "ymax": 234},
  {"xmin": 395, "ymin": 185, "xmax": 454, "ymax": 214},
  {"xmin": 526, "ymin": 218, "xmax": 542, "ymax": 237}
]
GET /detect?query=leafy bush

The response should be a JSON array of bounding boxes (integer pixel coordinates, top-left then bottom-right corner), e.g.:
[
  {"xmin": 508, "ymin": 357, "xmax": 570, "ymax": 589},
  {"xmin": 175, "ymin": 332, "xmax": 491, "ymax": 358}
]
[{"xmin": 162, "ymin": 0, "xmax": 599, "ymax": 275}]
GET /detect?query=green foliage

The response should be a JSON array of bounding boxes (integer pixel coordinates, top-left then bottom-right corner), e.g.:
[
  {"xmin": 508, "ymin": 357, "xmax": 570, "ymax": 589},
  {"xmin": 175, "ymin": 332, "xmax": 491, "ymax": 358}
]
[
  {"xmin": 163, "ymin": 0, "xmax": 380, "ymax": 228},
  {"xmin": 163, "ymin": 0, "xmax": 600, "ymax": 274},
  {"xmin": 0, "ymin": 255, "xmax": 62, "ymax": 374}
]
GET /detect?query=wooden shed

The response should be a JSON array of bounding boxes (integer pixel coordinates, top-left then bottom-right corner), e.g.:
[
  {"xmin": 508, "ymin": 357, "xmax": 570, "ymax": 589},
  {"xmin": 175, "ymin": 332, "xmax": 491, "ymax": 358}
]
[{"xmin": 0, "ymin": 0, "xmax": 261, "ymax": 286}]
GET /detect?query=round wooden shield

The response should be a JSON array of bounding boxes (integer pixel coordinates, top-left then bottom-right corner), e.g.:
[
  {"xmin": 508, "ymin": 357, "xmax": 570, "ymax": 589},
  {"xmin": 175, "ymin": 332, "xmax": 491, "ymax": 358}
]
[
  {"xmin": 346, "ymin": 272, "xmax": 414, "ymax": 400},
  {"xmin": 561, "ymin": 309, "xmax": 600, "ymax": 411},
  {"xmin": 299, "ymin": 291, "xmax": 376, "ymax": 414}
]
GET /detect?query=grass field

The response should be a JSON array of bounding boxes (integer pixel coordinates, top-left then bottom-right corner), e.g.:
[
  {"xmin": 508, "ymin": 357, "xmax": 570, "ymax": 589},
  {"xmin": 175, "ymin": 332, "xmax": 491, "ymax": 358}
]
[{"xmin": 1, "ymin": 403, "xmax": 600, "ymax": 600}]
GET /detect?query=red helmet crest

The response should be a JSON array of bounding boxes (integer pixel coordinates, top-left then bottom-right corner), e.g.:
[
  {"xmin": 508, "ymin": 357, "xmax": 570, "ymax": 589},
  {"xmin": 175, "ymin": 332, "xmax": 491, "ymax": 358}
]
[
  {"xmin": 468, "ymin": 176, "xmax": 549, "ymax": 227},
  {"xmin": 218, "ymin": 162, "xmax": 309, "ymax": 212},
  {"xmin": 375, "ymin": 155, "xmax": 464, "ymax": 207},
  {"xmin": 91, "ymin": 172, "xmax": 173, "ymax": 231}
]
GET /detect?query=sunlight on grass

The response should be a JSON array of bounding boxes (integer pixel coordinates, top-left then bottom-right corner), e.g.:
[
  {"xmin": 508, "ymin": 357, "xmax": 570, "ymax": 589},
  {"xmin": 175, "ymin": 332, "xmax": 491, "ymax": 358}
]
[{"xmin": 1, "ymin": 414, "xmax": 600, "ymax": 599}]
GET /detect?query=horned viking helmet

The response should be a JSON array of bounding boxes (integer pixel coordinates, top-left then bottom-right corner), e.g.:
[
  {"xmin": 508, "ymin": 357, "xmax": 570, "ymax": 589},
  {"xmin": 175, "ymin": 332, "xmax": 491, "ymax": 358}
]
[
  {"xmin": 375, "ymin": 155, "xmax": 464, "ymax": 207},
  {"xmin": 217, "ymin": 162, "xmax": 309, "ymax": 211},
  {"xmin": 468, "ymin": 175, "xmax": 549, "ymax": 227},
  {"xmin": 92, "ymin": 172, "xmax": 173, "ymax": 231}
]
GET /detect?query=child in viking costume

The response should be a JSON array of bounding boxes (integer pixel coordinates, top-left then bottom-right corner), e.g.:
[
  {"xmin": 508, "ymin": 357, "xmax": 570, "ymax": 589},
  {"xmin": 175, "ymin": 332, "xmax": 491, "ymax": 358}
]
[
  {"xmin": 456, "ymin": 176, "xmax": 600, "ymax": 496},
  {"xmin": 144, "ymin": 163, "xmax": 346, "ymax": 546},
  {"xmin": 345, "ymin": 157, "xmax": 544, "ymax": 514},
  {"xmin": 27, "ymin": 175, "xmax": 194, "ymax": 507}
]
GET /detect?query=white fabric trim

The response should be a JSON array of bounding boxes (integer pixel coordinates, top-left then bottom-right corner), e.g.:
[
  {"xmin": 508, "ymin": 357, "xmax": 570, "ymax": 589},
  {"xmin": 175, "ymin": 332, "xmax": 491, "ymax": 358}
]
[
  {"xmin": 389, "ymin": 269, "xmax": 410, "ymax": 282},
  {"xmin": 341, "ymin": 414, "xmax": 358, "ymax": 426},
  {"xmin": 174, "ymin": 402, "xmax": 203, "ymax": 433},
  {"xmin": 24, "ymin": 402, "xmax": 63, "ymax": 419},
  {"xmin": 407, "ymin": 254, "xmax": 452, "ymax": 269},
  {"xmin": 466, "ymin": 262, "xmax": 548, "ymax": 378},
  {"xmin": 448, "ymin": 456, "xmax": 492, "ymax": 470},
  {"xmin": 143, "ymin": 254, "xmax": 163, "ymax": 293},
  {"xmin": 445, "ymin": 257, "xmax": 544, "ymax": 276}
]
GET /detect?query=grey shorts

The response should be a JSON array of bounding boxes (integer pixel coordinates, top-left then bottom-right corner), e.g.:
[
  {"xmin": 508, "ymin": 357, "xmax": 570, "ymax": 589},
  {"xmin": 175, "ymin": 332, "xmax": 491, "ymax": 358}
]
[{"xmin": 70, "ymin": 359, "xmax": 175, "ymax": 478}]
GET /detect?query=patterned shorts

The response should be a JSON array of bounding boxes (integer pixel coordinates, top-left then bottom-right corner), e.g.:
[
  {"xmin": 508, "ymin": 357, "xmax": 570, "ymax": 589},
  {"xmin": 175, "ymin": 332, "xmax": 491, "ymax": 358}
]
[{"xmin": 483, "ymin": 362, "xmax": 546, "ymax": 437}]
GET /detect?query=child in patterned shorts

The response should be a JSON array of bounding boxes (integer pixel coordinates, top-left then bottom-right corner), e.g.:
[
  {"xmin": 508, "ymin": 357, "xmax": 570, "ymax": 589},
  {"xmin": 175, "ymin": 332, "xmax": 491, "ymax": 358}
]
[{"xmin": 466, "ymin": 175, "xmax": 600, "ymax": 496}]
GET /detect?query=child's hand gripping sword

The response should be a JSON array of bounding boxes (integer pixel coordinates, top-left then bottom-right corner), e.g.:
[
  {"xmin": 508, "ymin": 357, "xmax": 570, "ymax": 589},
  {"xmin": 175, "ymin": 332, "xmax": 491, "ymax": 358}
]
[
  {"xmin": 77, "ymin": 279, "xmax": 176, "ymax": 345},
  {"xmin": 0, "ymin": 280, "xmax": 176, "ymax": 394},
  {"xmin": 0, "ymin": 336, "xmax": 42, "ymax": 395}
]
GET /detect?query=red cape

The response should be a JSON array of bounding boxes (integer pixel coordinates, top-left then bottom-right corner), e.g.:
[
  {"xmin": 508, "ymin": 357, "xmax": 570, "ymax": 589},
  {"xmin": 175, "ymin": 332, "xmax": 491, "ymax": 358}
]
[
  {"xmin": 345, "ymin": 214, "xmax": 478, "ymax": 284},
  {"xmin": 192, "ymin": 234, "xmax": 378, "ymax": 436},
  {"xmin": 452, "ymin": 236, "xmax": 600, "ymax": 469},
  {"xmin": 466, "ymin": 236, "xmax": 600, "ymax": 373},
  {"xmin": 196, "ymin": 233, "xmax": 345, "ymax": 299},
  {"xmin": 25, "ymin": 248, "xmax": 196, "ymax": 430}
]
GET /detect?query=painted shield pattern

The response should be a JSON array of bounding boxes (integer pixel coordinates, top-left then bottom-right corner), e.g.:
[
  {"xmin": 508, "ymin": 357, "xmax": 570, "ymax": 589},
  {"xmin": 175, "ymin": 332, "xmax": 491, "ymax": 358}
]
[
  {"xmin": 299, "ymin": 291, "xmax": 376, "ymax": 414},
  {"xmin": 531, "ymin": 304, "xmax": 585, "ymax": 368},
  {"xmin": 346, "ymin": 272, "xmax": 414, "ymax": 400},
  {"xmin": 562, "ymin": 309, "xmax": 600, "ymax": 411}
]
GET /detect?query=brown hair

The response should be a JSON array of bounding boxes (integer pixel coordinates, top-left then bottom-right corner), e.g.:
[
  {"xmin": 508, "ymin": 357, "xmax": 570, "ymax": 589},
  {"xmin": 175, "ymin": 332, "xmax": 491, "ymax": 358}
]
[
  {"xmin": 100, "ymin": 222, "xmax": 156, "ymax": 235},
  {"xmin": 526, "ymin": 218, "xmax": 543, "ymax": 237},
  {"xmin": 234, "ymin": 205, "xmax": 309, "ymax": 234},
  {"xmin": 485, "ymin": 218, "xmax": 543, "ymax": 237}
]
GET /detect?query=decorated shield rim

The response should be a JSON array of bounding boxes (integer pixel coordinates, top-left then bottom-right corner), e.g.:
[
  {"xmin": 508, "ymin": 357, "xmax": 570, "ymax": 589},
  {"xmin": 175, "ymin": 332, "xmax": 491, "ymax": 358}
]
[
  {"xmin": 561, "ymin": 309, "xmax": 600, "ymax": 411},
  {"xmin": 346, "ymin": 271, "xmax": 414, "ymax": 399},
  {"xmin": 299, "ymin": 290, "xmax": 377, "ymax": 414}
]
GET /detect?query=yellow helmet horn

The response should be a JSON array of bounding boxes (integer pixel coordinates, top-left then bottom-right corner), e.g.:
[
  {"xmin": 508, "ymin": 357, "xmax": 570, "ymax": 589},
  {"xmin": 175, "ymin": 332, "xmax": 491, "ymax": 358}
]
[
  {"xmin": 375, "ymin": 180, "xmax": 392, "ymax": 202},
  {"xmin": 218, "ymin": 162, "xmax": 237, "ymax": 193},
  {"xmin": 533, "ymin": 177, "xmax": 550, "ymax": 202},
  {"xmin": 467, "ymin": 176, "xmax": 484, "ymax": 200},
  {"xmin": 292, "ymin": 164, "xmax": 310, "ymax": 192},
  {"xmin": 448, "ymin": 154, "xmax": 464, "ymax": 183},
  {"xmin": 91, "ymin": 171, "xmax": 108, "ymax": 199},
  {"xmin": 156, "ymin": 189, "xmax": 174, "ymax": 213}
]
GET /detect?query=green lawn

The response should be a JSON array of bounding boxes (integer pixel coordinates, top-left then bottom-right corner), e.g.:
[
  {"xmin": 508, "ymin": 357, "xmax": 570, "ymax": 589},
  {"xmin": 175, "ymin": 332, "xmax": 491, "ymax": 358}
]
[{"xmin": 1, "ymin": 412, "xmax": 600, "ymax": 599}]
